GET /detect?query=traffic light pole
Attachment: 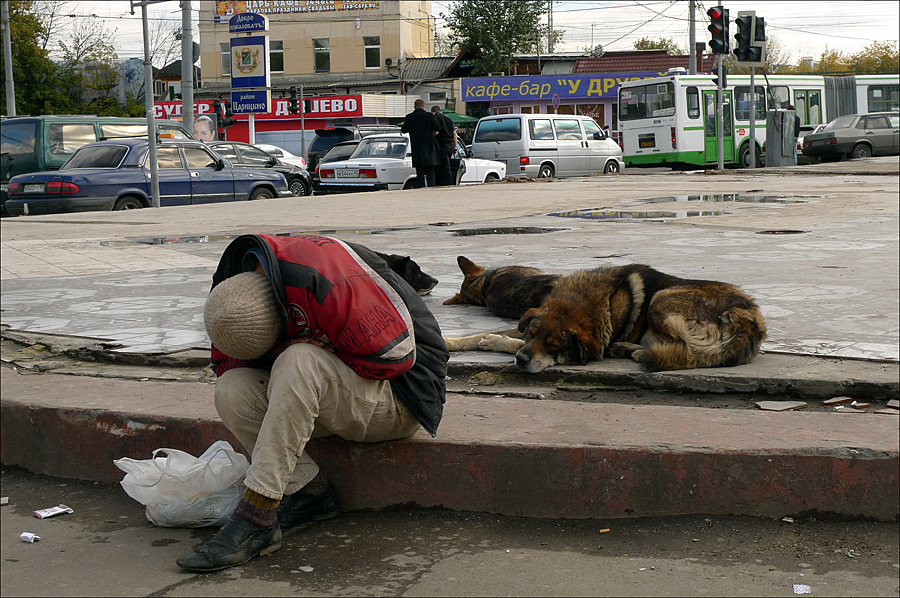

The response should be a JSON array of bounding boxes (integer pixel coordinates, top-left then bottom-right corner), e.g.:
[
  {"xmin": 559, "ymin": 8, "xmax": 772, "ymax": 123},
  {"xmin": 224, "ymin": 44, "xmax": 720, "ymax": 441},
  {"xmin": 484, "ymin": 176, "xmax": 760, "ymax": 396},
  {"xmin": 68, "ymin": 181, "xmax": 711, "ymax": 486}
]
[
  {"xmin": 300, "ymin": 84, "xmax": 306, "ymax": 158},
  {"xmin": 716, "ymin": 55, "xmax": 724, "ymax": 170},
  {"xmin": 749, "ymin": 67, "xmax": 756, "ymax": 168}
]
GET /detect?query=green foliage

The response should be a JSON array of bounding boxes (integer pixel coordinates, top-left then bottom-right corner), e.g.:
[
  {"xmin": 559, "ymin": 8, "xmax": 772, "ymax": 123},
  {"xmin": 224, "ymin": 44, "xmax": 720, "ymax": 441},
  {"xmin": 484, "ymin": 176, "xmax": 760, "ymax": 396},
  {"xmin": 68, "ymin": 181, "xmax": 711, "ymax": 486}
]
[
  {"xmin": 633, "ymin": 37, "xmax": 682, "ymax": 55},
  {"xmin": 441, "ymin": 0, "xmax": 548, "ymax": 75},
  {"xmin": 785, "ymin": 41, "xmax": 897, "ymax": 75}
]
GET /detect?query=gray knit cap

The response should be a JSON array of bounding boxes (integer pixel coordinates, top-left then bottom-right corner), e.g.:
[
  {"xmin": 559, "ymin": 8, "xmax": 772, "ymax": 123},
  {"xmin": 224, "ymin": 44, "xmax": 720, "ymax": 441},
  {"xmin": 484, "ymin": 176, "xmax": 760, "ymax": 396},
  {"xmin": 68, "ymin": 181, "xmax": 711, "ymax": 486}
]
[{"xmin": 204, "ymin": 272, "xmax": 282, "ymax": 360}]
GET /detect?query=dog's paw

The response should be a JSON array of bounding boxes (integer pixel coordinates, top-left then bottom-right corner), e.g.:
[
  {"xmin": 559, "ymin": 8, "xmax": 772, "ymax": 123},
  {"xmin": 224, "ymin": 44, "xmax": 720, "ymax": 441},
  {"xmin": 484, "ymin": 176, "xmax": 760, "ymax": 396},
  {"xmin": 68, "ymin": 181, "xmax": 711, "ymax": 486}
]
[
  {"xmin": 478, "ymin": 334, "xmax": 525, "ymax": 354},
  {"xmin": 610, "ymin": 342, "xmax": 641, "ymax": 359}
]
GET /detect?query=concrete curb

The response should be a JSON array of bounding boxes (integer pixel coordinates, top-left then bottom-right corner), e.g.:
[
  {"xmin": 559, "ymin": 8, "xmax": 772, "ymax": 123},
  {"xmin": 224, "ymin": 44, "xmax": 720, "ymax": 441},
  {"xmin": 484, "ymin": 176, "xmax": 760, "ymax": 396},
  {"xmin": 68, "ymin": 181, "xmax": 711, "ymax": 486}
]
[{"xmin": 2, "ymin": 370, "xmax": 897, "ymax": 521}]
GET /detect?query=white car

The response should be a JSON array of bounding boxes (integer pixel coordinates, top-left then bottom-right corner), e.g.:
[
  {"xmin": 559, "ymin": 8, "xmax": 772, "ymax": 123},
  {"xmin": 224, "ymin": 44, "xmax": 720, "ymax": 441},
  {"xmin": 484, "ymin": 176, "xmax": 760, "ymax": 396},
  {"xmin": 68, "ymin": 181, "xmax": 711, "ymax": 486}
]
[
  {"xmin": 315, "ymin": 134, "xmax": 506, "ymax": 194},
  {"xmin": 255, "ymin": 143, "xmax": 307, "ymax": 170}
]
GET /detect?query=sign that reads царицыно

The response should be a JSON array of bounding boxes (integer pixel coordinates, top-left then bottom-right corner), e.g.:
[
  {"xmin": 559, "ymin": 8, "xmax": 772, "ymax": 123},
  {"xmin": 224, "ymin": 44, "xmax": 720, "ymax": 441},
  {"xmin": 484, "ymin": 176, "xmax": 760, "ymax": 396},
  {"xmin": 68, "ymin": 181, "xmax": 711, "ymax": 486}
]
[
  {"xmin": 230, "ymin": 35, "xmax": 270, "ymax": 89},
  {"xmin": 231, "ymin": 90, "xmax": 271, "ymax": 114},
  {"xmin": 229, "ymin": 12, "xmax": 269, "ymax": 33}
]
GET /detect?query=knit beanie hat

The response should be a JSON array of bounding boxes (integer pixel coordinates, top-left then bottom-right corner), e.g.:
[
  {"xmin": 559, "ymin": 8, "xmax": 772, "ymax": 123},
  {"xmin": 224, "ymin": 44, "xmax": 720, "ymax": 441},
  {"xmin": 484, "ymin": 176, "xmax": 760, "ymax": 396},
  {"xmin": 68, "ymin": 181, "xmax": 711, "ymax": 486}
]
[{"xmin": 204, "ymin": 272, "xmax": 283, "ymax": 360}]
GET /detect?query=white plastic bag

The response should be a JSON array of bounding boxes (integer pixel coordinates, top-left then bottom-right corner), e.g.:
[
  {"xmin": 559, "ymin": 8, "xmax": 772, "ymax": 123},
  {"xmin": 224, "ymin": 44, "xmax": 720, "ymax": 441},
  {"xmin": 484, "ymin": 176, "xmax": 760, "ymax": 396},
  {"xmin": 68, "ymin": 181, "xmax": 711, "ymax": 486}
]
[{"xmin": 113, "ymin": 440, "xmax": 249, "ymax": 528}]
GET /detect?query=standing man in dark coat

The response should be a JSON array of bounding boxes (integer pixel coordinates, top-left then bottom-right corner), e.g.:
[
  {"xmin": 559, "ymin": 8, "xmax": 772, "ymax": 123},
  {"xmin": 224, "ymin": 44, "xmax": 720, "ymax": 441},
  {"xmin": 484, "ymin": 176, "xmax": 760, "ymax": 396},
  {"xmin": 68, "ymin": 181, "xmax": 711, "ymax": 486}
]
[
  {"xmin": 431, "ymin": 106, "xmax": 458, "ymax": 186},
  {"xmin": 401, "ymin": 99, "xmax": 440, "ymax": 188}
]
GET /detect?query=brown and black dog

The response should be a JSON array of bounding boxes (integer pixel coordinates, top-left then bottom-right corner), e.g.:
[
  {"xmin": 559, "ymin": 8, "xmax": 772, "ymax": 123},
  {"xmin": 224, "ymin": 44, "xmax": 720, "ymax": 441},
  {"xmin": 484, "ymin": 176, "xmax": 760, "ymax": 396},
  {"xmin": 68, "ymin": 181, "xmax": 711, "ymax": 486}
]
[
  {"xmin": 442, "ymin": 256, "xmax": 561, "ymax": 319},
  {"xmin": 515, "ymin": 264, "xmax": 767, "ymax": 372},
  {"xmin": 442, "ymin": 256, "xmax": 561, "ymax": 353}
]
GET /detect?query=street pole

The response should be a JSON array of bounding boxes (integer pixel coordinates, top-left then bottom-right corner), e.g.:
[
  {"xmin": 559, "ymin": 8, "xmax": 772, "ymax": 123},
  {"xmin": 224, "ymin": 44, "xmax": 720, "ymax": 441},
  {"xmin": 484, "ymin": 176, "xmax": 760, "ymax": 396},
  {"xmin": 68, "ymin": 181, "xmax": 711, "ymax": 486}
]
[
  {"xmin": 2, "ymin": 0, "xmax": 16, "ymax": 116},
  {"xmin": 180, "ymin": 0, "xmax": 194, "ymax": 135},
  {"xmin": 688, "ymin": 0, "xmax": 696, "ymax": 75},
  {"xmin": 300, "ymin": 84, "xmax": 306, "ymax": 158},
  {"xmin": 716, "ymin": 54, "xmax": 724, "ymax": 170},
  {"xmin": 137, "ymin": 1, "xmax": 160, "ymax": 208},
  {"xmin": 749, "ymin": 67, "xmax": 756, "ymax": 168}
]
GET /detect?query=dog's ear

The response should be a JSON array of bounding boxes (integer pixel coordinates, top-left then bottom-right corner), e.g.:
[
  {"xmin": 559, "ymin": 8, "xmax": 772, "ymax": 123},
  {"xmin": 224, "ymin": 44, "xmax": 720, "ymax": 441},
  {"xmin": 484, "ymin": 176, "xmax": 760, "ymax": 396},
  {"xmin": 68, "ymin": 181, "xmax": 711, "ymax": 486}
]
[
  {"xmin": 396, "ymin": 255, "xmax": 411, "ymax": 267},
  {"xmin": 443, "ymin": 293, "xmax": 465, "ymax": 305},
  {"xmin": 457, "ymin": 256, "xmax": 483, "ymax": 277},
  {"xmin": 518, "ymin": 308, "xmax": 539, "ymax": 333}
]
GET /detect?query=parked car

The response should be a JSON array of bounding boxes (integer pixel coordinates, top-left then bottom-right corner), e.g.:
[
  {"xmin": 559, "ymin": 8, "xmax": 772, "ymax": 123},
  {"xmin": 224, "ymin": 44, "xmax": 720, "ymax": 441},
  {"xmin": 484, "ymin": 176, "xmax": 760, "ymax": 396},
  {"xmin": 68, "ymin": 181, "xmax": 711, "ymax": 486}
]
[
  {"xmin": 254, "ymin": 143, "xmax": 307, "ymax": 170},
  {"xmin": 802, "ymin": 111, "xmax": 899, "ymax": 161},
  {"xmin": 5, "ymin": 138, "xmax": 292, "ymax": 216},
  {"xmin": 310, "ymin": 140, "xmax": 361, "ymax": 189},
  {"xmin": 796, "ymin": 124, "xmax": 825, "ymax": 165},
  {"xmin": 470, "ymin": 113, "xmax": 624, "ymax": 178},
  {"xmin": 1, "ymin": 115, "xmax": 194, "ymax": 215},
  {"xmin": 207, "ymin": 140, "xmax": 311, "ymax": 196},
  {"xmin": 314, "ymin": 134, "xmax": 506, "ymax": 194},
  {"xmin": 306, "ymin": 124, "xmax": 399, "ymax": 172}
]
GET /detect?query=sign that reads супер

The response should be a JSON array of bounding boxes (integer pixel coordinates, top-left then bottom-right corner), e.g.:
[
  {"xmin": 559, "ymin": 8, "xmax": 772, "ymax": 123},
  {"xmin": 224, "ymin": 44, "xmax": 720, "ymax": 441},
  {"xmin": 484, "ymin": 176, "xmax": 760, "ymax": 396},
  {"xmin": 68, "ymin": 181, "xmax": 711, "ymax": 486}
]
[{"xmin": 231, "ymin": 90, "xmax": 271, "ymax": 114}]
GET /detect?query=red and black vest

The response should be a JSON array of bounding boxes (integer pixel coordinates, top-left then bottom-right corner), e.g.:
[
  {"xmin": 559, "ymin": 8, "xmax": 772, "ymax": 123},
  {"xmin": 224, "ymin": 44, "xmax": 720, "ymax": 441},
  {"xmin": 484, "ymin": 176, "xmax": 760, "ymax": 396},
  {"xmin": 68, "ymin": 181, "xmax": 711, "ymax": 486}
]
[{"xmin": 210, "ymin": 234, "xmax": 448, "ymax": 436}]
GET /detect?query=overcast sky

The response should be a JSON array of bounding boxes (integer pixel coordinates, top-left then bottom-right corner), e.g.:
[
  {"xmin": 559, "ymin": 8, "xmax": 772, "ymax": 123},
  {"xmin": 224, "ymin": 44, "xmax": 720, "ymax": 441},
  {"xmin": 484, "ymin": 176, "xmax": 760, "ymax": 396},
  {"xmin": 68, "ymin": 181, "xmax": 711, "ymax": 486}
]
[{"xmin": 57, "ymin": 1, "xmax": 900, "ymax": 66}]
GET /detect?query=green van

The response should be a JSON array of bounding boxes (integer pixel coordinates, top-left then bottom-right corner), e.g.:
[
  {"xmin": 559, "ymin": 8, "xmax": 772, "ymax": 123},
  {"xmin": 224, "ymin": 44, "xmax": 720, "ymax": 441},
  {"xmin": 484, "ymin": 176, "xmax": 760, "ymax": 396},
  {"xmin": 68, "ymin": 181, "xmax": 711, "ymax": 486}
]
[{"xmin": 1, "ymin": 115, "xmax": 194, "ymax": 214}]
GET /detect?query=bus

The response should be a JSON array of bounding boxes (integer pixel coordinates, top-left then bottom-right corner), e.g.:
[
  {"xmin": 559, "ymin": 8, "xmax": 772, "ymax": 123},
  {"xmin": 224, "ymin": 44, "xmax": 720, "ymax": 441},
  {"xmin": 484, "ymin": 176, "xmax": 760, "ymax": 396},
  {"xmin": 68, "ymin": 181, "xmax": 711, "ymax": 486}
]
[{"xmin": 618, "ymin": 72, "xmax": 899, "ymax": 169}]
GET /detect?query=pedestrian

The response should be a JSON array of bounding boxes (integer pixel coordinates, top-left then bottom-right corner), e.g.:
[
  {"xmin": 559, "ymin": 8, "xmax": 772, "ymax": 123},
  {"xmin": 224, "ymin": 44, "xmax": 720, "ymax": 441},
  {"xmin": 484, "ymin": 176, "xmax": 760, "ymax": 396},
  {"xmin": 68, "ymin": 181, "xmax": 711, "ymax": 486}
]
[
  {"xmin": 401, "ymin": 98, "xmax": 441, "ymax": 188},
  {"xmin": 787, "ymin": 104, "xmax": 800, "ymax": 165},
  {"xmin": 176, "ymin": 233, "xmax": 449, "ymax": 572},
  {"xmin": 431, "ymin": 106, "xmax": 458, "ymax": 186},
  {"xmin": 194, "ymin": 115, "xmax": 216, "ymax": 142}
]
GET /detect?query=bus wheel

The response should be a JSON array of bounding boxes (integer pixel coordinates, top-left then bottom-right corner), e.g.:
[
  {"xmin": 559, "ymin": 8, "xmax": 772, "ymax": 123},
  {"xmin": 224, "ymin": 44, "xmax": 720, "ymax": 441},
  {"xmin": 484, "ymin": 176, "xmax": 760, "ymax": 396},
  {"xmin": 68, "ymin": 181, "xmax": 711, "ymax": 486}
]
[{"xmin": 739, "ymin": 144, "xmax": 760, "ymax": 169}]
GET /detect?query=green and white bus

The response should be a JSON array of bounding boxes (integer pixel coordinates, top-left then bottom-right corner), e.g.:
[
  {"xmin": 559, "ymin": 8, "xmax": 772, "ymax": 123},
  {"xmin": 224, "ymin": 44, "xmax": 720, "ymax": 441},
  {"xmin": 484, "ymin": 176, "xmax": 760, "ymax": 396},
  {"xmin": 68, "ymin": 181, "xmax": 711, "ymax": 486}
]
[{"xmin": 617, "ymin": 71, "xmax": 898, "ymax": 169}]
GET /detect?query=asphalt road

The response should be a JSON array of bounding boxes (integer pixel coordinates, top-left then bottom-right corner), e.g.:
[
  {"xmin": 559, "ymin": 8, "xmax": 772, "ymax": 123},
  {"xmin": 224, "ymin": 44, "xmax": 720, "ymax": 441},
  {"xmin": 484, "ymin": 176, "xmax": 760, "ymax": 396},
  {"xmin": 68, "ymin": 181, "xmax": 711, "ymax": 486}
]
[{"xmin": 2, "ymin": 467, "xmax": 898, "ymax": 597}]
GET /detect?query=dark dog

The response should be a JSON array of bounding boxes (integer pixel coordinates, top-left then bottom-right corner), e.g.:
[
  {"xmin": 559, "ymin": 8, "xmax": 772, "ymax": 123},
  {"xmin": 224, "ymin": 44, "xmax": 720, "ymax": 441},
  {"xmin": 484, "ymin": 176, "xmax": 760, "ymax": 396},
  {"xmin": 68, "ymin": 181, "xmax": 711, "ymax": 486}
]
[
  {"xmin": 515, "ymin": 264, "xmax": 766, "ymax": 372},
  {"xmin": 377, "ymin": 252, "xmax": 439, "ymax": 295},
  {"xmin": 442, "ymin": 256, "xmax": 561, "ymax": 319}
]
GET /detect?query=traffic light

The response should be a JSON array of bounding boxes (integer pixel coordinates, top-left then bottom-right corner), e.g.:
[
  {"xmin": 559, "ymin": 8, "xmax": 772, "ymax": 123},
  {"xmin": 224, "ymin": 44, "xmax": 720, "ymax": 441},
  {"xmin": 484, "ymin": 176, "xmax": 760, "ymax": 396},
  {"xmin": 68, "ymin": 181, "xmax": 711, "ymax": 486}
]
[
  {"xmin": 289, "ymin": 86, "xmax": 299, "ymax": 114},
  {"xmin": 222, "ymin": 100, "xmax": 236, "ymax": 128},
  {"xmin": 707, "ymin": 6, "xmax": 729, "ymax": 55},
  {"xmin": 734, "ymin": 11, "xmax": 765, "ymax": 67},
  {"xmin": 303, "ymin": 99, "xmax": 313, "ymax": 113},
  {"xmin": 212, "ymin": 99, "xmax": 223, "ymax": 130}
]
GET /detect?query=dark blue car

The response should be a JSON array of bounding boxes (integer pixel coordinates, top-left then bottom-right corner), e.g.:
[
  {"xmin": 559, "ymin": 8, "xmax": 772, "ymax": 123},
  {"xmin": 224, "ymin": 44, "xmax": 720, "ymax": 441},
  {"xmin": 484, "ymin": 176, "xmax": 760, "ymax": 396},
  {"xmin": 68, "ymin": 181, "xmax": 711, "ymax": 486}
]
[{"xmin": 5, "ymin": 138, "xmax": 293, "ymax": 216}]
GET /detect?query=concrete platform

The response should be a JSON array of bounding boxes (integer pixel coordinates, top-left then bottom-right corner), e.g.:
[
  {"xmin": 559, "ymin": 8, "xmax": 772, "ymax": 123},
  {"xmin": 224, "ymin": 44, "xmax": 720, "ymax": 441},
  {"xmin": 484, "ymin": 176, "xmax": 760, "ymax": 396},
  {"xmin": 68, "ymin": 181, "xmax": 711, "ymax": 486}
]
[{"xmin": 2, "ymin": 367, "xmax": 897, "ymax": 521}]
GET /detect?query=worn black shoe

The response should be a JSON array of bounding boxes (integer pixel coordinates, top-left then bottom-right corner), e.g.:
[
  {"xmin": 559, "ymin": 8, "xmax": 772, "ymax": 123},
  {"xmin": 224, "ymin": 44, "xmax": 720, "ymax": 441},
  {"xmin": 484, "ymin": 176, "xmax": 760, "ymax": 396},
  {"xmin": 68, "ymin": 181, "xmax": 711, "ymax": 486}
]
[
  {"xmin": 175, "ymin": 514, "xmax": 282, "ymax": 572},
  {"xmin": 277, "ymin": 482, "xmax": 340, "ymax": 529}
]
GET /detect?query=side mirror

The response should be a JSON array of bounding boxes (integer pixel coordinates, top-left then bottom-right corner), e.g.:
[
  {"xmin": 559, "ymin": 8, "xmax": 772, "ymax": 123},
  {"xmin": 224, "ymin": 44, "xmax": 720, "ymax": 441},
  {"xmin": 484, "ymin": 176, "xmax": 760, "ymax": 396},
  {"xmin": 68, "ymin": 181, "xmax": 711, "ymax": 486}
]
[
  {"xmin": 216, "ymin": 158, "xmax": 226, "ymax": 170},
  {"xmin": 593, "ymin": 132, "xmax": 602, "ymax": 140}
]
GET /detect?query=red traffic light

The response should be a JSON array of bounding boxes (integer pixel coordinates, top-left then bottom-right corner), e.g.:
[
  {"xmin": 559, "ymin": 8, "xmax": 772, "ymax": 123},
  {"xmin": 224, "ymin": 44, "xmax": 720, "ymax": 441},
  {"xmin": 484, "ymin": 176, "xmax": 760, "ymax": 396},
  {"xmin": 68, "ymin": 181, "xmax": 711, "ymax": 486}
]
[{"xmin": 708, "ymin": 7, "xmax": 723, "ymax": 20}]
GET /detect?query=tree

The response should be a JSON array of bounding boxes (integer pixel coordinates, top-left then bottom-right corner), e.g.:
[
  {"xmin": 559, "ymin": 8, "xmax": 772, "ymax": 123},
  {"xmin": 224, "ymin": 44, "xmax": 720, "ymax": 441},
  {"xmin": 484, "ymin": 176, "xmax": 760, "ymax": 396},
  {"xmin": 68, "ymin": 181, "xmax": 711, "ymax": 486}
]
[
  {"xmin": 0, "ymin": 0, "xmax": 79, "ymax": 115},
  {"xmin": 849, "ymin": 41, "xmax": 899, "ymax": 74},
  {"xmin": 58, "ymin": 19, "xmax": 120, "ymax": 101},
  {"xmin": 441, "ymin": 0, "xmax": 548, "ymax": 75},
  {"xmin": 633, "ymin": 37, "xmax": 682, "ymax": 55},
  {"xmin": 31, "ymin": 0, "xmax": 74, "ymax": 54},
  {"xmin": 726, "ymin": 34, "xmax": 793, "ymax": 74}
]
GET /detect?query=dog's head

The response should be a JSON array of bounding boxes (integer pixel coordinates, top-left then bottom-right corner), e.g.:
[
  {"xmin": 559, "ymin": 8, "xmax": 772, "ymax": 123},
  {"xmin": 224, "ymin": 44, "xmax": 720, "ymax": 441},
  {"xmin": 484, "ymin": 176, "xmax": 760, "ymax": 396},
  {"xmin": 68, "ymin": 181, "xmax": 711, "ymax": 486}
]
[
  {"xmin": 380, "ymin": 253, "xmax": 439, "ymax": 295},
  {"xmin": 514, "ymin": 301, "xmax": 601, "ymax": 373},
  {"xmin": 443, "ymin": 256, "xmax": 488, "ymax": 306}
]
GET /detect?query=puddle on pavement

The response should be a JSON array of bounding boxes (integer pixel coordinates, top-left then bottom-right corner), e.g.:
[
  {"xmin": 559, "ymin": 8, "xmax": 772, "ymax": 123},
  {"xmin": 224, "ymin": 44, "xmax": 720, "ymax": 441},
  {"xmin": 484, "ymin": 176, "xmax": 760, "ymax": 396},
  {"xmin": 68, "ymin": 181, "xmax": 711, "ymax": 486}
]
[
  {"xmin": 549, "ymin": 208, "xmax": 727, "ymax": 220},
  {"xmin": 755, "ymin": 229, "xmax": 808, "ymax": 234},
  {"xmin": 450, "ymin": 226, "xmax": 568, "ymax": 236},
  {"xmin": 636, "ymin": 194, "xmax": 816, "ymax": 204},
  {"xmin": 101, "ymin": 227, "xmax": 416, "ymax": 246}
]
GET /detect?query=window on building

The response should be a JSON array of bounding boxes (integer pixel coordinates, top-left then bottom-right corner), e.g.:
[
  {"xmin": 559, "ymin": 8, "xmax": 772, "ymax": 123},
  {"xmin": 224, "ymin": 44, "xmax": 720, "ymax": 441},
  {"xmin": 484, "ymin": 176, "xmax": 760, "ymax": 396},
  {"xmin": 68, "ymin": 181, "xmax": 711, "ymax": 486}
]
[
  {"xmin": 429, "ymin": 91, "xmax": 447, "ymax": 102},
  {"xmin": 314, "ymin": 39, "xmax": 330, "ymax": 72},
  {"xmin": 867, "ymin": 85, "xmax": 899, "ymax": 112},
  {"xmin": 220, "ymin": 43, "xmax": 230, "ymax": 76},
  {"xmin": 364, "ymin": 36, "xmax": 380, "ymax": 69},
  {"xmin": 270, "ymin": 40, "xmax": 284, "ymax": 73}
]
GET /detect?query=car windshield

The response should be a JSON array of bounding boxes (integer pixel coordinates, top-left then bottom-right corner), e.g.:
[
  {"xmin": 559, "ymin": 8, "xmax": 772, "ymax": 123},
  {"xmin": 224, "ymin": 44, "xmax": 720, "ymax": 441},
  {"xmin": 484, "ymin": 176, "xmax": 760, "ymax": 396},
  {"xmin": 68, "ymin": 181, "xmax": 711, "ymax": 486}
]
[
  {"xmin": 823, "ymin": 115, "xmax": 857, "ymax": 130},
  {"xmin": 351, "ymin": 138, "xmax": 408, "ymax": 159},
  {"xmin": 62, "ymin": 145, "xmax": 129, "ymax": 169}
]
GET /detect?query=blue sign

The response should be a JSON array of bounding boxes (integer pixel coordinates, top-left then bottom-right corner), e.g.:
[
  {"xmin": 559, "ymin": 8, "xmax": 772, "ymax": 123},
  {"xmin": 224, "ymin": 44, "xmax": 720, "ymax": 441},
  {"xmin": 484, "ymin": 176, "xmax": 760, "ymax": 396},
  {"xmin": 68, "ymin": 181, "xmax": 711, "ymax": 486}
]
[
  {"xmin": 231, "ymin": 90, "xmax": 271, "ymax": 114},
  {"xmin": 230, "ymin": 35, "xmax": 270, "ymax": 89},
  {"xmin": 462, "ymin": 71, "xmax": 671, "ymax": 102},
  {"xmin": 229, "ymin": 13, "xmax": 269, "ymax": 33}
]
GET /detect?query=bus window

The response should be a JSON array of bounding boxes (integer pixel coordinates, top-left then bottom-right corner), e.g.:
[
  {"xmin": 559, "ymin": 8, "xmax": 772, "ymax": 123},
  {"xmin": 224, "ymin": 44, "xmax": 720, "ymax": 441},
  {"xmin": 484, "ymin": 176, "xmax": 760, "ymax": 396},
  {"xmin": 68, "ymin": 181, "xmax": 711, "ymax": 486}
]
[
  {"xmin": 765, "ymin": 86, "xmax": 790, "ymax": 110},
  {"xmin": 686, "ymin": 87, "xmax": 700, "ymax": 119},
  {"xmin": 733, "ymin": 86, "xmax": 766, "ymax": 121},
  {"xmin": 867, "ymin": 85, "xmax": 899, "ymax": 112},
  {"xmin": 618, "ymin": 82, "xmax": 674, "ymax": 120}
]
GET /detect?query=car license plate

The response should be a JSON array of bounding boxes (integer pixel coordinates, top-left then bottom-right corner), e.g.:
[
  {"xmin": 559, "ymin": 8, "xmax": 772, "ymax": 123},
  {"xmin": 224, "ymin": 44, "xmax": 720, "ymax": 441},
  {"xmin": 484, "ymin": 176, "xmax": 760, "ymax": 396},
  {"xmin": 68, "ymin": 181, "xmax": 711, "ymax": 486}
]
[
  {"xmin": 336, "ymin": 169, "xmax": 358, "ymax": 178},
  {"xmin": 638, "ymin": 134, "xmax": 655, "ymax": 149},
  {"xmin": 24, "ymin": 184, "xmax": 44, "ymax": 193}
]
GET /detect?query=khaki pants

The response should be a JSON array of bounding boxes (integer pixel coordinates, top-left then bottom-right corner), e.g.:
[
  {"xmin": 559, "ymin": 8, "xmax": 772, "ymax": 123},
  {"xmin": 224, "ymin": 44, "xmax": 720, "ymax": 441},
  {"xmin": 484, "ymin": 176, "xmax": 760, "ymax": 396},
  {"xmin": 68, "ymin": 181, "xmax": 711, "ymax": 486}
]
[{"xmin": 215, "ymin": 343, "xmax": 421, "ymax": 500}]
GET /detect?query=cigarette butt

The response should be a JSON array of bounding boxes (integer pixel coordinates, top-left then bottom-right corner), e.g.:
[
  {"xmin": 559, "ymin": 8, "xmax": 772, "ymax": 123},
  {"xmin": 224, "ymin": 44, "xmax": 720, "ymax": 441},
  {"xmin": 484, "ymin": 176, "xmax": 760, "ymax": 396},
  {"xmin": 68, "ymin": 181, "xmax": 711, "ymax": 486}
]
[{"xmin": 600, "ymin": 528, "xmax": 611, "ymax": 534}]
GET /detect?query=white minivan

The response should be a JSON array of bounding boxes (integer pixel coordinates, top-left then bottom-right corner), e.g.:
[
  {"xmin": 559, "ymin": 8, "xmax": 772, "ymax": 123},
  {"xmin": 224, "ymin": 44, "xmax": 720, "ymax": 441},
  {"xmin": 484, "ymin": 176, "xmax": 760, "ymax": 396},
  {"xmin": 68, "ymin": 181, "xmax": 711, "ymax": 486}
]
[{"xmin": 469, "ymin": 113, "xmax": 624, "ymax": 178}]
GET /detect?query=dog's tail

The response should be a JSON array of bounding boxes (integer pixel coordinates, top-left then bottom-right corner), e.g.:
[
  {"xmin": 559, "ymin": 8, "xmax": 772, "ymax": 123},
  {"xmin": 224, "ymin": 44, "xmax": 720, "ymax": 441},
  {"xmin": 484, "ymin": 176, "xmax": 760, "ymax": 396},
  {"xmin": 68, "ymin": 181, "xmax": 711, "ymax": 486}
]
[{"xmin": 636, "ymin": 304, "xmax": 767, "ymax": 371}]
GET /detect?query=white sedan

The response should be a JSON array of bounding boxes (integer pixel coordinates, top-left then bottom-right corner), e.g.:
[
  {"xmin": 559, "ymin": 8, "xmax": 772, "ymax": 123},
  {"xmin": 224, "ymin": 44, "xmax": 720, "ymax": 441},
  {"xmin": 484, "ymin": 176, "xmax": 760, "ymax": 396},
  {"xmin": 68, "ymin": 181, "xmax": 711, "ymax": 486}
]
[
  {"xmin": 315, "ymin": 134, "xmax": 506, "ymax": 194},
  {"xmin": 255, "ymin": 143, "xmax": 307, "ymax": 170}
]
